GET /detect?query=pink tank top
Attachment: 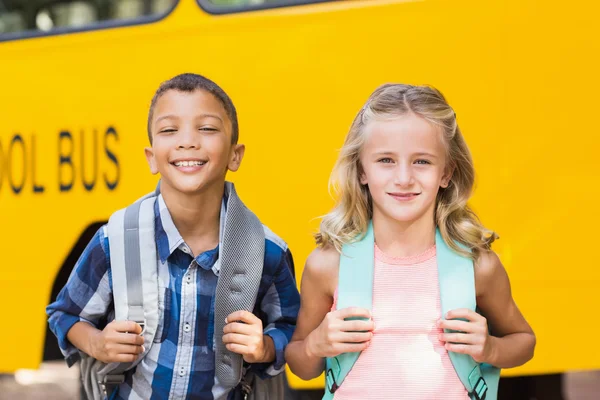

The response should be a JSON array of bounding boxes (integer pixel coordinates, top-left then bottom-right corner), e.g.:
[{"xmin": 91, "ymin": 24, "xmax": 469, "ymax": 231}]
[{"xmin": 331, "ymin": 244, "xmax": 469, "ymax": 400}]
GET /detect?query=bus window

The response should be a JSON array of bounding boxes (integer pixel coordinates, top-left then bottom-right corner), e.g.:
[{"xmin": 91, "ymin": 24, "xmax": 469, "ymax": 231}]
[
  {"xmin": 0, "ymin": 0, "xmax": 176, "ymax": 37},
  {"xmin": 199, "ymin": 0, "xmax": 334, "ymax": 13}
]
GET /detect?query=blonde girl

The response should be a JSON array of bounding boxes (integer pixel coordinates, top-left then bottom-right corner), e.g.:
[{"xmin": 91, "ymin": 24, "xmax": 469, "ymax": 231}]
[{"xmin": 285, "ymin": 84, "xmax": 536, "ymax": 399}]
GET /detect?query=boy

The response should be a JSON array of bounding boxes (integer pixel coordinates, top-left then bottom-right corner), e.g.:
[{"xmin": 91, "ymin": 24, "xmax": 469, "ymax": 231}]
[{"xmin": 47, "ymin": 73, "xmax": 301, "ymax": 399}]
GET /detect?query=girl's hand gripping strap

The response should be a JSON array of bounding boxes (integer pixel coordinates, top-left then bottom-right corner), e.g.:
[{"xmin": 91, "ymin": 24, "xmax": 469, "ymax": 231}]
[{"xmin": 324, "ymin": 222, "xmax": 375, "ymax": 398}]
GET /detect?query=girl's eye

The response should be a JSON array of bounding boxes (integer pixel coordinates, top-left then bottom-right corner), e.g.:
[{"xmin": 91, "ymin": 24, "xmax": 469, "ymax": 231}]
[
  {"xmin": 378, "ymin": 158, "xmax": 393, "ymax": 164},
  {"xmin": 415, "ymin": 159, "xmax": 431, "ymax": 165}
]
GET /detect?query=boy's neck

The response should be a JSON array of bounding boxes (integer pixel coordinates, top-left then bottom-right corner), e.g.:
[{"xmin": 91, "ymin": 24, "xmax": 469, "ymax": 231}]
[
  {"xmin": 160, "ymin": 182, "xmax": 224, "ymax": 256},
  {"xmin": 372, "ymin": 208, "xmax": 436, "ymax": 258}
]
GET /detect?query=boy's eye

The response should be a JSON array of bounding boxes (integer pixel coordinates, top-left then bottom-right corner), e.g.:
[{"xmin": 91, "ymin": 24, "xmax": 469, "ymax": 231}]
[
  {"xmin": 199, "ymin": 127, "xmax": 218, "ymax": 132},
  {"xmin": 378, "ymin": 158, "xmax": 394, "ymax": 164}
]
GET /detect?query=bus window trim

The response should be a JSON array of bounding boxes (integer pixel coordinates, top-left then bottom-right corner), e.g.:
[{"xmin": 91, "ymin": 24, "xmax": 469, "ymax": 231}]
[
  {"xmin": 0, "ymin": 0, "xmax": 179, "ymax": 43},
  {"xmin": 196, "ymin": 0, "xmax": 339, "ymax": 15}
]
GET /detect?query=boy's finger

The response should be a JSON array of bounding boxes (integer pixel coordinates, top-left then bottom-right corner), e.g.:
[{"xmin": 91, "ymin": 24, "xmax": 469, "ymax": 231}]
[
  {"xmin": 222, "ymin": 333, "xmax": 250, "ymax": 346},
  {"xmin": 225, "ymin": 310, "xmax": 259, "ymax": 325},
  {"xmin": 117, "ymin": 332, "xmax": 145, "ymax": 346},
  {"xmin": 113, "ymin": 320, "xmax": 143, "ymax": 334},
  {"xmin": 115, "ymin": 344, "xmax": 145, "ymax": 355},
  {"xmin": 223, "ymin": 322, "xmax": 255, "ymax": 336},
  {"xmin": 225, "ymin": 343, "xmax": 249, "ymax": 355},
  {"xmin": 335, "ymin": 307, "xmax": 371, "ymax": 320}
]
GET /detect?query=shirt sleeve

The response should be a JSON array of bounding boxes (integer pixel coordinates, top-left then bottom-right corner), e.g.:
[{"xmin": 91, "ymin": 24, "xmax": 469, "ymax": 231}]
[
  {"xmin": 251, "ymin": 247, "xmax": 301, "ymax": 378},
  {"xmin": 46, "ymin": 225, "xmax": 113, "ymax": 367}
]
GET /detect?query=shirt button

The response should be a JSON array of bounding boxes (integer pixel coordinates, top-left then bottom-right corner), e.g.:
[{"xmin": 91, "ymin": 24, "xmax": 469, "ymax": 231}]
[
  {"xmin": 179, "ymin": 368, "xmax": 185, "ymax": 377},
  {"xmin": 184, "ymin": 323, "xmax": 191, "ymax": 332}
]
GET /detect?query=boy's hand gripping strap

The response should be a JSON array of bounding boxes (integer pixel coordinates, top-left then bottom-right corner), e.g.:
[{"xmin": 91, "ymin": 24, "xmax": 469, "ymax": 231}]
[{"xmin": 214, "ymin": 182, "xmax": 266, "ymax": 390}]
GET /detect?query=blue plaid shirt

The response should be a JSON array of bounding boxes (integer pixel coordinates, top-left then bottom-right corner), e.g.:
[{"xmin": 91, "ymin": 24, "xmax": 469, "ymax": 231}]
[{"xmin": 47, "ymin": 194, "xmax": 300, "ymax": 400}]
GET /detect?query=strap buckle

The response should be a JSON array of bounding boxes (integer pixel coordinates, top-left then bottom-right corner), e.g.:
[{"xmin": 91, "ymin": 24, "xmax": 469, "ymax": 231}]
[
  {"xmin": 326, "ymin": 369, "xmax": 339, "ymax": 393},
  {"xmin": 471, "ymin": 376, "xmax": 488, "ymax": 400},
  {"xmin": 99, "ymin": 374, "xmax": 125, "ymax": 397}
]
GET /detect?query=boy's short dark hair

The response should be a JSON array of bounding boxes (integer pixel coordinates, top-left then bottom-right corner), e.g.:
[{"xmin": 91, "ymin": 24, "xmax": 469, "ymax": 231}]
[{"xmin": 147, "ymin": 73, "xmax": 239, "ymax": 144}]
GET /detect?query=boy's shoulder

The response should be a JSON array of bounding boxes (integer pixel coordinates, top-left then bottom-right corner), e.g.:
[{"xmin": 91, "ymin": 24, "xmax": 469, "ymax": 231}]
[{"xmin": 262, "ymin": 224, "xmax": 287, "ymax": 252}]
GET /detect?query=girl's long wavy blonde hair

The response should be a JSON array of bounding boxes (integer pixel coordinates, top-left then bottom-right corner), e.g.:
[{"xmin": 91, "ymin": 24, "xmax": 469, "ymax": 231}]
[{"xmin": 315, "ymin": 84, "xmax": 497, "ymax": 258}]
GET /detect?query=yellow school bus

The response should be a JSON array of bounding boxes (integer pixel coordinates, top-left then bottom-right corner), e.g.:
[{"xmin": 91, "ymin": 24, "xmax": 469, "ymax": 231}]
[{"xmin": 1, "ymin": 0, "xmax": 599, "ymax": 396}]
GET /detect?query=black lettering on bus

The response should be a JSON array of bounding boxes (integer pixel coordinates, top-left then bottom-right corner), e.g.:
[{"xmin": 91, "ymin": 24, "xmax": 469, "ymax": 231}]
[
  {"xmin": 32, "ymin": 135, "xmax": 45, "ymax": 193},
  {"xmin": 8, "ymin": 134, "xmax": 26, "ymax": 195},
  {"xmin": 59, "ymin": 131, "xmax": 74, "ymax": 192},
  {"xmin": 104, "ymin": 127, "xmax": 119, "ymax": 191},
  {"xmin": 81, "ymin": 129, "xmax": 98, "ymax": 191}
]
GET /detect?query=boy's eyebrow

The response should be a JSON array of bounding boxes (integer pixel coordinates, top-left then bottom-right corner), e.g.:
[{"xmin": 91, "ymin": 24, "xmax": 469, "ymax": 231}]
[
  {"xmin": 197, "ymin": 113, "xmax": 224, "ymax": 123},
  {"xmin": 154, "ymin": 113, "xmax": 224, "ymax": 124}
]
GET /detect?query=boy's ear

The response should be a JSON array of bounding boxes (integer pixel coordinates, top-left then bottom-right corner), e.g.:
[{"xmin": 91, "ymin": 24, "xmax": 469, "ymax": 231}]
[
  {"xmin": 228, "ymin": 144, "xmax": 245, "ymax": 172},
  {"xmin": 145, "ymin": 147, "xmax": 159, "ymax": 175}
]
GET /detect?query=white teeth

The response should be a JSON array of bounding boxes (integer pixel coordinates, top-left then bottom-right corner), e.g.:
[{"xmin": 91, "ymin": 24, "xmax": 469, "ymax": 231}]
[{"xmin": 174, "ymin": 161, "xmax": 205, "ymax": 167}]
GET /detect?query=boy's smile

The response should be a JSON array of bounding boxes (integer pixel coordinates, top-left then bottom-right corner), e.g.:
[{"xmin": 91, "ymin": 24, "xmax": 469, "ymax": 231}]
[{"xmin": 145, "ymin": 89, "xmax": 244, "ymax": 197}]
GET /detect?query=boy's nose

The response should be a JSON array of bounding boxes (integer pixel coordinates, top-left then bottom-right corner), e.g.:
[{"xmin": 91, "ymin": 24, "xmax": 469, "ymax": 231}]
[{"xmin": 177, "ymin": 127, "xmax": 200, "ymax": 149}]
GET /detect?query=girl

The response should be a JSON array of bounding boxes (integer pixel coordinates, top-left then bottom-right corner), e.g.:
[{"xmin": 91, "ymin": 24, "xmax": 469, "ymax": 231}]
[{"xmin": 285, "ymin": 84, "xmax": 536, "ymax": 399}]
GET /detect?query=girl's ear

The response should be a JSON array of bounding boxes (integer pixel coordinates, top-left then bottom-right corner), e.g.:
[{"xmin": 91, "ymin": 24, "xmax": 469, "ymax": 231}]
[
  {"xmin": 359, "ymin": 164, "xmax": 368, "ymax": 185},
  {"xmin": 440, "ymin": 165, "xmax": 454, "ymax": 188}
]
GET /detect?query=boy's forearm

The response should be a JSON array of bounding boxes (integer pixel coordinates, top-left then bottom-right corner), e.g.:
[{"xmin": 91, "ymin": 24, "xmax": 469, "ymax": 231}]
[
  {"xmin": 285, "ymin": 339, "xmax": 325, "ymax": 380},
  {"xmin": 488, "ymin": 332, "xmax": 536, "ymax": 368},
  {"xmin": 66, "ymin": 321, "xmax": 101, "ymax": 358}
]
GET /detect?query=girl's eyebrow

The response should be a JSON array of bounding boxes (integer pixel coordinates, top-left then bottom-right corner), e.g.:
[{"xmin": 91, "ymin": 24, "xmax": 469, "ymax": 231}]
[{"xmin": 414, "ymin": 152, "xmax": 438, "ymax": 159}]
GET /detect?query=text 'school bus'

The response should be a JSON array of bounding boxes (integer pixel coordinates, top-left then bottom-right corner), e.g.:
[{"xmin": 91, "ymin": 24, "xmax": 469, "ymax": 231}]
[{"xmin": 1, "ymin": 0, "xmax": 598, "ymax": 396}]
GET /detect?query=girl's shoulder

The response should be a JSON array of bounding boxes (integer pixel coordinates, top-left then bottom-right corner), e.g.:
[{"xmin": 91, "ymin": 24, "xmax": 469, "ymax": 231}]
[
  {"xmin": 474, "ymin": 249, "xmax": 506, "ymax": 297},
  {"xmin": 302, "ymin": 244, "xmax": 341, "ymax": 297}
]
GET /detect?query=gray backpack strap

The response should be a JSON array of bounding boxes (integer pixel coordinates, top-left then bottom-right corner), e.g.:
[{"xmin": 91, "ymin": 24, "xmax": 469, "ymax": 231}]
[
  {"xmin": 98, "ymin": 192, "xmax": 159, "ymax": 398},
  {"xmin": 214, "ymin": 182, "xmax": 266, "ymax": 391}
]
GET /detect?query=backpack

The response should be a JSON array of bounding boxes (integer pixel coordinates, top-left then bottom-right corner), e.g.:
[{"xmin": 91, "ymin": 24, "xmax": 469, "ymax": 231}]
[
  {"xmin": 79, "ymin": 182, "xmax": 285, "ymax": 400},
  {"xmin": 323, "ymin": 222, "xmax": 500, "ymax": 400}
]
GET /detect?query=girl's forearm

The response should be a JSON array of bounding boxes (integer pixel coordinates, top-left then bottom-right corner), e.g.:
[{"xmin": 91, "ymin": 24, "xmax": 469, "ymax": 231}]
[
  {"xmin": 488, "ymin": 332, "xmax": 536, "ymax": 368},
  {"xmin": 285, "ymin": 338, "xmax": 325, "ymax": 380}
]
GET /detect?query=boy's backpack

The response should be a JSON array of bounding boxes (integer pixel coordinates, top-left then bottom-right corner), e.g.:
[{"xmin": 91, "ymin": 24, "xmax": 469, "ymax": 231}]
[
  {"xmin": 79, "ymin": 182, "xmax": 285, "ymax": 400},
  {"xmin": 323, "ymin": 222, "xmax": 500, "ymax": 400}
]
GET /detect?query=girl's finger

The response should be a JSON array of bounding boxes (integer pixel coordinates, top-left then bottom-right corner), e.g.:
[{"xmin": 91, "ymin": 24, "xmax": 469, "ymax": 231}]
[
  {"xmin": 335, "ymin": 307, "xmax": 372, "ymax": 320},
  {"xmin": 445, "ymin": 308, "xmax": 484, "ymax": 323},
  {"xmin": 439, "ymin": 332, "xmax": 476, "ymax": 345},
  {"xmin": 438, "ymin": 319, "xmax": 474, "ymax": 333},
  {"xmin": 338, "ymin": 331, "xmax": 373, "ymax": 344},
  {"xmin": 335, "ymin": 341, "xmax": 371, "ymax": 354},
  {"xmin": 444, "ymin": 343, "xmax": 474, "ymax": 356},
  {"xmin": 340, "ymin": 319, "xmax": 375, "ymax": 333}
]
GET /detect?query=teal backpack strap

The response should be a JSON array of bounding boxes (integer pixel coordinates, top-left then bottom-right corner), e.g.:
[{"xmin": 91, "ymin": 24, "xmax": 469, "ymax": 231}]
[
  {"xmin": 323, "ymin": 222, "xmax": 375, "ymax": 399},
  {"xmin": 436, "ymin": 229, "xmax": 500, "ymax": 400}
]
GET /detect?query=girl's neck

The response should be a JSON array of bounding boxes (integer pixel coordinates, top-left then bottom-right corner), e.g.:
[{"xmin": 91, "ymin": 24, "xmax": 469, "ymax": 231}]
[{"xmin": 372, "ymin": 209, "xmax": 436, "ymax": 258}]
